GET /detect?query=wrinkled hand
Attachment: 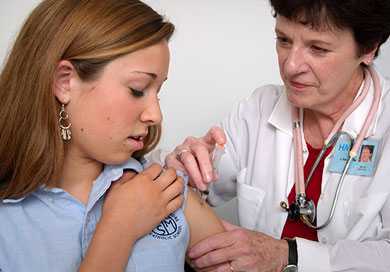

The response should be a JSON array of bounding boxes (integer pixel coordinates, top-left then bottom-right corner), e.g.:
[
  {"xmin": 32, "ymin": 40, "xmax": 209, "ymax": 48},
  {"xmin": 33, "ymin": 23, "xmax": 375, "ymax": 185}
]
[
  {"xmin": 165, "ymin": 126, "xmax": 226, "ymax": 191},
  {"xmin": 188, "ymin": 221, "xmax": 288, "ymax": 272},
  {"xmin": 102, "ymin": 163, "xmax": 184, "ymax": 241}
]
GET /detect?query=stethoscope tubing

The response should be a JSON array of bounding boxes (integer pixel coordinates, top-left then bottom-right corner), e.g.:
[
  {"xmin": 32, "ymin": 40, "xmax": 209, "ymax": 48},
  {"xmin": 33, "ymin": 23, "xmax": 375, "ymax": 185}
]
[{"xmin": 301, "ymin": 132, "xmax": 353, "ymax": 230}]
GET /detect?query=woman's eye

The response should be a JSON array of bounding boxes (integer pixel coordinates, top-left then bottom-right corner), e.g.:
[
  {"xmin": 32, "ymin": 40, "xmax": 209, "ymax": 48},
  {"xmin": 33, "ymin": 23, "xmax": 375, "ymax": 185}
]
[
  {"xmin": 276, "ymin": 36, "xmax": 290, "ymax": 46},
  {"xmin": 129, "ymin": 88, "xmax": 144, "ymax": 97},
  {"xmin": 311, "ymin": 45, "xmax": 330, "ymax": 54}
]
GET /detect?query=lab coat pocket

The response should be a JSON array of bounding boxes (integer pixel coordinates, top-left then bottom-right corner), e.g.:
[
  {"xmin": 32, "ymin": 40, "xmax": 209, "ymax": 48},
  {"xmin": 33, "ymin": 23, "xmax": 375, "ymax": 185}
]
[
  {"xmin": 236, "ymin": 168, "xmax": 265, "ymax": 230},
  {"xmin": 345, "ymin": 193, "xmax": 388, "ymax": 239}
]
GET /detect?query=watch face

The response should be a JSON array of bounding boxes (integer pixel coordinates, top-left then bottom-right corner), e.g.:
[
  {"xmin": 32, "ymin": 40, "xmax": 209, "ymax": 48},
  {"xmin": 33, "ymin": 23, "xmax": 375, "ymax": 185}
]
[{"xmin": 282, "ymin": 264, "xmax": 298, "ymax": 272}]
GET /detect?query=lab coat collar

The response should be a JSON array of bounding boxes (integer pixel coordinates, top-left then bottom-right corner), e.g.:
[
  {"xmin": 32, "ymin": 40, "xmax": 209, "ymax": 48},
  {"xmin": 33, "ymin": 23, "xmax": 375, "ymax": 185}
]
[
  {"xmin": 267, "ymin": 87, "xmax": 294, "ymax": 137},
  {"xmin": 267, "ymin": 66, "xmax": 385, "ymax": 140}
]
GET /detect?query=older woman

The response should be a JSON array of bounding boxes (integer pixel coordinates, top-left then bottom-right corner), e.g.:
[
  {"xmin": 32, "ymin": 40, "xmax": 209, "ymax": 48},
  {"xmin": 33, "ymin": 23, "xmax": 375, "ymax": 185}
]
[
  {"xmin": 166, "ymin": 1, "xmax": 390, "ymax": 271},
  {"xmin": 0, "ymin": 0, "xmax": 225, "ymax": 271}
]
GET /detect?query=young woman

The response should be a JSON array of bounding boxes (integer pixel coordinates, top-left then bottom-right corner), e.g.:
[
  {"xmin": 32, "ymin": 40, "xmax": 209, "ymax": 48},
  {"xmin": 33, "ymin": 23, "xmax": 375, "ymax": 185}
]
[{"xmin": 0, "ymin": 1, "xmax": 224, "ymax": 271}]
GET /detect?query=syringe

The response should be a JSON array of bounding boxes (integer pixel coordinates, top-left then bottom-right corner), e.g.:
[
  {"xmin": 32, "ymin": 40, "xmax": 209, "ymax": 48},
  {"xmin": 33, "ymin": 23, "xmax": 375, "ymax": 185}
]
[{"xmin": 199, "ymin": 143, "xmax": 225, "ymax": 204}]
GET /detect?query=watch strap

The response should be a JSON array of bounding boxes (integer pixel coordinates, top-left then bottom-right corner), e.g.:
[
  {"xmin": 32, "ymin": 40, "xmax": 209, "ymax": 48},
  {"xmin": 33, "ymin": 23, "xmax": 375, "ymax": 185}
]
[{"xmin": 286, "ymin": 238, "xmax": 298, "ymax": 266}]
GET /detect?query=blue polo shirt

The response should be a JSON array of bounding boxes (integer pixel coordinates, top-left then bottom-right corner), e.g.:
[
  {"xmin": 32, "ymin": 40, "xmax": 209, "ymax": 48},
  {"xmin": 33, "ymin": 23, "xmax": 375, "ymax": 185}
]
[{"xmin": 0, "ymin": 158, "xmax": 189, "ymax": 272}]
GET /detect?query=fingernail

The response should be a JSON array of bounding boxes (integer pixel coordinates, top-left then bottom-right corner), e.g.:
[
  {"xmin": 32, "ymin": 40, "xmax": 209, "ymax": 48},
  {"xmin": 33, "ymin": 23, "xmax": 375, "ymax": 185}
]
[{"xmin": 205, "ymin": 172, "xmax": 212, "ymax": 183}]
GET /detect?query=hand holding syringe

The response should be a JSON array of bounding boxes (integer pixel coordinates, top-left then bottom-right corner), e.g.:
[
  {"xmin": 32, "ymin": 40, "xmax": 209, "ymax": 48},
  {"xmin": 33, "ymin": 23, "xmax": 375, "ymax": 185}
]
[{"xmin": 199, "ymin": 143, "xmax": 225, "ymax": 204}]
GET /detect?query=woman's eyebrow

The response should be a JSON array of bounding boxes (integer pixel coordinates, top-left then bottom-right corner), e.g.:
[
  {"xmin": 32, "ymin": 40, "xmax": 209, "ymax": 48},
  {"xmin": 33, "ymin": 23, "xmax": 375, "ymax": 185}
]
[{"xmin": 133, "ymin": 70, "xmax": 157, "ymax": 79}]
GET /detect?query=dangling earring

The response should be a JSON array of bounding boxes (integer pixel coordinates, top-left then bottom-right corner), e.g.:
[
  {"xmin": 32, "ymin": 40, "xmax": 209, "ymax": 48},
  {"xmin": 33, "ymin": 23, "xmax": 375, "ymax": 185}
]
[
  {"xmin": 364, "ymin": 57, "xmax": 373, "ymax": 66},
  {"xmin": 59, "ymin": 104, "xmax": 72, "ymax": 141},
  {"xmin": 364, "ymin": 60, "xmax": 372, "ymax": 66}
]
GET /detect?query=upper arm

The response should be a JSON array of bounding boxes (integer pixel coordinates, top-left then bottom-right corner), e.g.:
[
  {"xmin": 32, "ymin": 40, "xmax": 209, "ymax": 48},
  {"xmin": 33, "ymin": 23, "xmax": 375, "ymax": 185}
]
[{"xmin": 184, "ymin": 188, "xmax": 225, "ymax": 248}]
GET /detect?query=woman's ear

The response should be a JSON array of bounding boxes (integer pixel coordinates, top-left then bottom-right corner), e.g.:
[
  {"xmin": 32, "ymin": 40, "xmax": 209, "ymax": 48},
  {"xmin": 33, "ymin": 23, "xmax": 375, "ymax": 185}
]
[
  {"xmin": 362, "ymin": 44, "xmax": 378, "ymax": 66},
  {"xmin": 53, "ymin": 60, "xmax": 77, "ymax": 104}
]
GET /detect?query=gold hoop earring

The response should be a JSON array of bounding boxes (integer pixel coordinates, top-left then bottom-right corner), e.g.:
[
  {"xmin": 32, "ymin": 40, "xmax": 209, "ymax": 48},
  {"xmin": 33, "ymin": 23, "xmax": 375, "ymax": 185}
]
[{"xmin": 59, "ymin": 104, "xmax": 72, "ymax": 141}]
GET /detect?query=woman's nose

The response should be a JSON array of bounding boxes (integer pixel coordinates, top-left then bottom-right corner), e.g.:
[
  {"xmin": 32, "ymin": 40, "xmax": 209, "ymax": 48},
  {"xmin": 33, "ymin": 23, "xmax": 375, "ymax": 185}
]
[
  {"xmin": 140, "ymin": 95, "xmax": 162, "ymax": 125},
  {"xmin": 283, "ymin": 47, "xmax": 308, "ymax": 77}
]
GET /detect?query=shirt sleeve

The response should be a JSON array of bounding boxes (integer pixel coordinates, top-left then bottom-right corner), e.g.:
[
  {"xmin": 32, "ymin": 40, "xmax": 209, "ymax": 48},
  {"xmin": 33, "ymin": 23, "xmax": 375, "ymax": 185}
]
[
  {"xmin": 297, "ymin": 238, "xmax": 390, "ymax": 272},
  {"xmin": 297, "ymin": 194, "xmax": 390, "ymax": 272},
  {"xmin": 208, "ymin": 87, "xmax": 270, "ymax": 206}
]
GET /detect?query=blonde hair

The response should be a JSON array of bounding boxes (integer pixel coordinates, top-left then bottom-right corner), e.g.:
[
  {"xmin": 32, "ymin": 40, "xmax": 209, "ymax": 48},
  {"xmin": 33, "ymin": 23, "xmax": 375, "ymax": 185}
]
[{"xmin": 0, "ymin": 0, "xmax": 174, "ymax": 199}]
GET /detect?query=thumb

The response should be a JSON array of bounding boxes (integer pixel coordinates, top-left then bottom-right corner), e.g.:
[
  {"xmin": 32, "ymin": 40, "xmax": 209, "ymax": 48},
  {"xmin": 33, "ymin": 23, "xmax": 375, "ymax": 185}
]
[
  {"xmin": 202, "ymin": 126, "xmax": 226, "ymax": 148},
  {"xmin": 221, "ymin": 220, "xmax": 241, "ymax": 231}
]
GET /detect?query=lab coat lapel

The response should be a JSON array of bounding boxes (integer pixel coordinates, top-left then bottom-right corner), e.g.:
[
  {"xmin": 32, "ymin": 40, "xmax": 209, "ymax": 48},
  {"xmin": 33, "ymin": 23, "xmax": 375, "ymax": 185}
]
[{"xmin": 268, "ymin": 90, "xmax": 296, "ymax": 202}]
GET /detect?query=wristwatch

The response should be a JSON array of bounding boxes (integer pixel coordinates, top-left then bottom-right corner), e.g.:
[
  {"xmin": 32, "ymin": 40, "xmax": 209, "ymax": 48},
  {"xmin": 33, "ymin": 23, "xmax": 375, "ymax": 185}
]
[
  {"xmin": 282, "ymin": 264, "xmax": 298, "ymax": 272},
  {"xmin": 282, "ymin": 239, "xmax": 298, "ymax": 272}
]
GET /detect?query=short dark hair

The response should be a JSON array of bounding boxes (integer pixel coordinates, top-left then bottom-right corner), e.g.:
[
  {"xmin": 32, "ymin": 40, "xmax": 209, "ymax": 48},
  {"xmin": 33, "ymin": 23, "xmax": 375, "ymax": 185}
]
[
  {"xmin": 362, "ymin": 145, "xmax": 374, "ymax": 154},
  {"xmin": 269, "ymin": 0, "xmax": 390, "ymax": 57}
]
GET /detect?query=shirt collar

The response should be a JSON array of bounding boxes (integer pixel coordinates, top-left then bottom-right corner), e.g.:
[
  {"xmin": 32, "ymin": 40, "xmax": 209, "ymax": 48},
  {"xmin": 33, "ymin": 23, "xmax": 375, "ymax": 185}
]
[
  {"xmin": 268, "ymin": 66, "xmax": 385, "ymax": 139},
  {"xmin": 101, "ymin": 157, "xmax": 144, "ymax": 183}
]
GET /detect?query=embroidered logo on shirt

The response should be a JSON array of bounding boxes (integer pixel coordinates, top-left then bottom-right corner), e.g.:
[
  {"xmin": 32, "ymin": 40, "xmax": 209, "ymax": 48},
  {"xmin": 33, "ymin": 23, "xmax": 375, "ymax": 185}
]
[{"xmin": 150, "ymin": 214, "xmax": 182, "ymax": 240}]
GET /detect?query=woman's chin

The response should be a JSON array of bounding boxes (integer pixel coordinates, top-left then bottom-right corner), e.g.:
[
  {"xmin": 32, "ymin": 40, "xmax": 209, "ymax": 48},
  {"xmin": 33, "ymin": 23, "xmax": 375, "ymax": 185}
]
[
  {"xmin": 101, "ymin": 153, "xmax": 136, "ymax": 166},
  {"xmin": 286, "ymin": 93, "xmax": 319, "ymax": 110}
]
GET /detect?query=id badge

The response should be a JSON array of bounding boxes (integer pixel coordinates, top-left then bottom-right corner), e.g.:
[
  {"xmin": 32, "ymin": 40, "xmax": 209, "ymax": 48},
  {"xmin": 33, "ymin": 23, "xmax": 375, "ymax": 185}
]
[{"xmin": 328, "ymin": 138, "xmax": 380, "ymax": 177}]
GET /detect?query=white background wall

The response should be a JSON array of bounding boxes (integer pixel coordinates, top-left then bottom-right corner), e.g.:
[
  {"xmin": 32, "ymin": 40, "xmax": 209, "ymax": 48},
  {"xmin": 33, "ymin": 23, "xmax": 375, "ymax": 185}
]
[
  {"xmin": 2, "ymin": 0, "xmax": 388, "ymax": 153},
  {"xmin": 1, "ymin": 1, "xmax": 389, "ymax": 152},
  {"xmin": 1, "ymin": 0, "xmax": 389, "ymax": 223},
  {"xmin": 0, "ymin": 0, "xmax": 390, "ymax": 153}
]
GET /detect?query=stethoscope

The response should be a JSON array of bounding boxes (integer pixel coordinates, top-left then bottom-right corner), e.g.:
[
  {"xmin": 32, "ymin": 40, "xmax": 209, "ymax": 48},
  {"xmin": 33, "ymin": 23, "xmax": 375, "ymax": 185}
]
[{"xmin": 280, "ymin": 66, "xmax": 382, "ymax": 230}]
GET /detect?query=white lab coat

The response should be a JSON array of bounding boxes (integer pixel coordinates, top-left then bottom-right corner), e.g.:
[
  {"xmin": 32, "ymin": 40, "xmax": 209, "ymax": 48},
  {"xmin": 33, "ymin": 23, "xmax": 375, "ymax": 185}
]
[{"xmin": 208, "ymin": 67, "xmax": 390, "ymax": 272}]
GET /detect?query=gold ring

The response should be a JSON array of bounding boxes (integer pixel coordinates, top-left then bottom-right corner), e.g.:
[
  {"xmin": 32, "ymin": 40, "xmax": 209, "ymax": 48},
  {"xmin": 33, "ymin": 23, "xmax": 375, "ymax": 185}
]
[{"xmin": 176, "ymin": 148, "xmax": 191, "ymax": 160}]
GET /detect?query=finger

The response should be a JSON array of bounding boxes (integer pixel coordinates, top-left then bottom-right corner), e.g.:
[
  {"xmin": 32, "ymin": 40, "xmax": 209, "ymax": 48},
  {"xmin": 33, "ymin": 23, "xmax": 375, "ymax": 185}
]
[
  {"xmin": 188, "ymin": 231, "xmax": 235, "ymax": 259},
  {"xmin": 165, "ymin": 152, "xmax": 186, "ymax": 172},
  {"xmin": 142, "ymin": 163, "xmax": 163, "ymax": 180},
  {"xmin": 191, "ymin": 143, "xmax": 215, "ymax": 184},
  {"xmin": 165, "ymin": 194, "xmax": 184, "ymax": 215},
  {"xmin": 194, "ymin": 262, "xmax": 229, "ymax": 272},
  {"xmin": 202, "ymin": 126, "xmax": 227, "ymax": 148},
  {"xmin": 179, "ymin": 150, "xmax": 208, "ymax": 191},
  {"xmin": 191, "ymin": 247, "xmax": 236, "ymax": 269},
  {"xmin": 155, "ymin": 167, "xmax": 177, "ymax": 190},
  {"xmin": 162, "ymin": 176, "xmax": 184, "ymax": 201},
  {"xmin": 215, "ymin": 262, "xmax": 233, "ymax": 272}
]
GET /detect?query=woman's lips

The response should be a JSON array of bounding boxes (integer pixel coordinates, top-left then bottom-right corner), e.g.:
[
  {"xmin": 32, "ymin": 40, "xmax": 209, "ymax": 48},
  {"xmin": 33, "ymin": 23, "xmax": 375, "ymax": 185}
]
[
  {"xmin": 127, "ymin": 136, "xmax": 145, "ymax": 150},
  {"xmin": 290, "ymin": 81, "xmax": 311, "ymax": 89}
]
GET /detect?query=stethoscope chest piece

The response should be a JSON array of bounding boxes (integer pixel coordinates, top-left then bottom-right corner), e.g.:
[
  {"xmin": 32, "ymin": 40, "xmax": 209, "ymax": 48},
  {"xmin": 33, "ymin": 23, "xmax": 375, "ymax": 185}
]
[{"xmin": 280, "ymin": 197, "xmax": 316, "ymax": 224}]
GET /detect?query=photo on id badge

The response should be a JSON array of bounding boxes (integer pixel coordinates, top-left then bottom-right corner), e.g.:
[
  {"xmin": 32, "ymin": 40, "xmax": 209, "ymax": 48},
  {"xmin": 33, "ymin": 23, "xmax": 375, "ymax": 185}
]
[{"xmin": 328, "ymin": 138, "xmax": 380, "ymax": 177}]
